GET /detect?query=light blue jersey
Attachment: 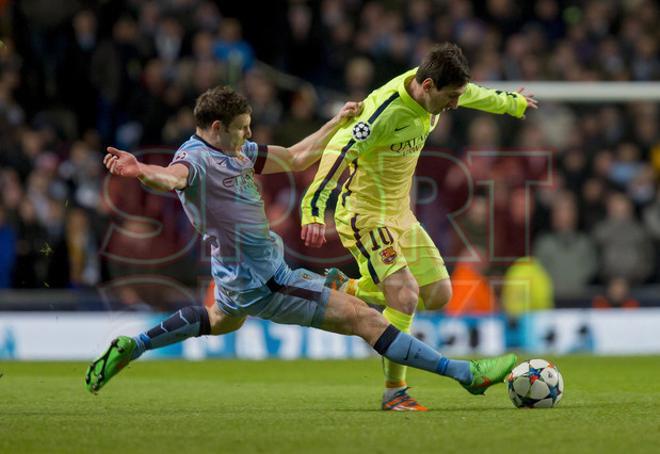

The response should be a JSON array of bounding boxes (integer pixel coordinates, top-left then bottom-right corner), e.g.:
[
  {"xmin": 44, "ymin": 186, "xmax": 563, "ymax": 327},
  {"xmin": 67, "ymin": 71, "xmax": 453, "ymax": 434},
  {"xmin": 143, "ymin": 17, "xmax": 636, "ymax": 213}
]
[
  {"xmin": 171, "ymin": 135, "xmax": 282, "ymax": 292},
  {"xmin": 171, "ymin": 134, "xmax": 330, "ymax": 328}
]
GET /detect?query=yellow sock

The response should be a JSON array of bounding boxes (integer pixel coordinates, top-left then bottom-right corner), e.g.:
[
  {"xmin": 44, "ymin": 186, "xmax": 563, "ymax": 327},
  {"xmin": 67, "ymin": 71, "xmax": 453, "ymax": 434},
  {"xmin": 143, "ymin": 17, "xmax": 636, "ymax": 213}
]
[{"xmin": 382, "ymin": 306, "xmax": 414, "ymax": 388}]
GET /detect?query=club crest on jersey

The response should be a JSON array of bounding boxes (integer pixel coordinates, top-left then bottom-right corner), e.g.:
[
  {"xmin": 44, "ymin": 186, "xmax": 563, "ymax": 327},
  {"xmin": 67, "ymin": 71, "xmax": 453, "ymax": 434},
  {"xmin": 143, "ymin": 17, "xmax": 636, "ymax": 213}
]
[
  {"xmin": 352, "ymin": 121, "xmax": 371, "ymax": 141},
  {"xmin": 379, "ymin": 246, "xmax": 397, "ymax": 265}
]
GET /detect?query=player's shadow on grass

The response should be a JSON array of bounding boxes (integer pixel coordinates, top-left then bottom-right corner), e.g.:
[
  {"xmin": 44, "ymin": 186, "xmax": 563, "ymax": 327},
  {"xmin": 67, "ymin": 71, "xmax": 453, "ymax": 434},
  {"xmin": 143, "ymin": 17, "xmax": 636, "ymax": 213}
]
[
  {"xmin": 333, "ymin": 402, "xmax": 620, "ymax": 412},
  {"xmin": 330, "ymin": 406, "xmax": 511, "ymax": 413}
]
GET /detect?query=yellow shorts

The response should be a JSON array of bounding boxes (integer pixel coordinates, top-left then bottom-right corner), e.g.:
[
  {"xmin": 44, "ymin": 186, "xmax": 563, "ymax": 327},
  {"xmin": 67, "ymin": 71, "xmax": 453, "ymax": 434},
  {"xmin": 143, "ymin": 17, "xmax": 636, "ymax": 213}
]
[{"xmin": 335, "ymin": 212, "xmax": 449, "ymax": 295}]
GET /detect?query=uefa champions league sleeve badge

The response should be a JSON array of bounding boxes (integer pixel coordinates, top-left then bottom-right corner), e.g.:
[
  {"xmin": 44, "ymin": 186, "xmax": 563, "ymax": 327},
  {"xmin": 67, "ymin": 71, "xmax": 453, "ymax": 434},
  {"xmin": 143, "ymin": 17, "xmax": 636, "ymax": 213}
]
[{"xmin": 352, "ymin": 121, "xmax": 371, "ymax": 141}]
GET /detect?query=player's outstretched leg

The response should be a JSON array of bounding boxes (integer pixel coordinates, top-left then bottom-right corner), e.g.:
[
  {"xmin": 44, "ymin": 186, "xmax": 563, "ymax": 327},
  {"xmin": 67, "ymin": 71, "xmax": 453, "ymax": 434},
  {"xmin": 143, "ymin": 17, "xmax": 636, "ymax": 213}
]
[
  {"xmin": 323, "ymin": 290, "xmax": 516, "ymax": 404},
  {"xmin": 85, "ymin": 305, "xmax": 213, "ymax": 394},
  {"xmin": 371, "ymin": 324, "xmax": 517, "ymax": 396}
]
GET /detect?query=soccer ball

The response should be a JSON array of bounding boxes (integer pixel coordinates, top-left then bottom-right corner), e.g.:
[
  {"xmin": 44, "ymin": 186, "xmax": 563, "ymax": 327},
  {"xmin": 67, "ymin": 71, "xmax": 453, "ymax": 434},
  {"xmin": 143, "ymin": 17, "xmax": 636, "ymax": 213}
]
[{"xmin": 506, "ymin": 359, "xmax": 564, "ymax": 408}]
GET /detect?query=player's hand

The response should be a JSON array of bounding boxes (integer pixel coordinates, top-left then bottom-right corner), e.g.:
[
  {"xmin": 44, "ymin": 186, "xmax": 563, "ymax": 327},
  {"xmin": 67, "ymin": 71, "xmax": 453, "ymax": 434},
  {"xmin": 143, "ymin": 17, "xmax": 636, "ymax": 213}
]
[
  {"xmin": 103, "ymin": 147, "xmax": 142, "ymax": 178},
  {"xmin": 335, "ymin": 101, "xmax": 364, "ymax": 126},
  {"xmin": 517, "ymin": 87, "xmax": 538, "ymax": 115},
  {"xmin": 301, "ymin": 223, "xmax": 326, "ymax": 248}
]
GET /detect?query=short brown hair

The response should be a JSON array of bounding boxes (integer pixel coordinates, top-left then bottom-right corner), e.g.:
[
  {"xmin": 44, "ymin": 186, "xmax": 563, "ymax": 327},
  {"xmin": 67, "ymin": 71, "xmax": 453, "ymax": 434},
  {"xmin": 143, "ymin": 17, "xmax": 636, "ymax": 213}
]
[
  {"xmin": 193, "ymin": 86, "xmax": 252, "ymax": 129},
  {"xmin": 416, "ymin": 43, "xmax": 470, "ymax": 89}
]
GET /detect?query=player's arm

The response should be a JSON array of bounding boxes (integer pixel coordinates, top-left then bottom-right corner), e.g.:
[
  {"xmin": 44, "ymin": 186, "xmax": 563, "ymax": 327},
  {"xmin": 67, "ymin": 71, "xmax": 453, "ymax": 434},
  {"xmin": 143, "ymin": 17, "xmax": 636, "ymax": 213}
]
[
  {"xmin": 300, "ymin": 101, "xmax": 384, "ymax": 247},
  {"xmin": 458, "ymin": 83, "xmax": 538, "ymax": 118},
  {"xmin": 298, "ymin": 129, "xmax": 356, "ymax": 247},
  {"xmin": 103, "ymin": 147, "xmax": 189, "ymax": 191},
  {"xmin": 259, "ymin": 101, "xmax": 363, "ymax": 175},
  {"xmin": 299, "ymin": 127, "xmax": 357, "ymax": 224}
]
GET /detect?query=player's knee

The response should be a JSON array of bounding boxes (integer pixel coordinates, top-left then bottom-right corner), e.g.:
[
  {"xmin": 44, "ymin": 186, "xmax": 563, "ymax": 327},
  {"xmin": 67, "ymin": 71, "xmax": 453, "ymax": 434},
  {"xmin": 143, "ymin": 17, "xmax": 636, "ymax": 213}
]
[
  {"xmin": 395, "ymin": 278, "xmax": 419, "ymax": 314},
  {"xmin": 207, "ymin": 306, "xmax": 245, "ymax": 335},
  {"xmin": 398, "ymin": 286, "xmax": 419, "ymax": 313},
  {"xmin": 383, "ymin": 272, "xmax": 419, "ymax": 314}
]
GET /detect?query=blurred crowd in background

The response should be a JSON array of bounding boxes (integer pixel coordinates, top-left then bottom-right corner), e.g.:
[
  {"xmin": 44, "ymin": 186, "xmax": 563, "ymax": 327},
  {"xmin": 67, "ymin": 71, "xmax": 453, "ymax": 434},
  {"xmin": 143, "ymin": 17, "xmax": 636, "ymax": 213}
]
[{"xmin": 0, "ymin": 0, "xmax": 658, "ymax": 312}]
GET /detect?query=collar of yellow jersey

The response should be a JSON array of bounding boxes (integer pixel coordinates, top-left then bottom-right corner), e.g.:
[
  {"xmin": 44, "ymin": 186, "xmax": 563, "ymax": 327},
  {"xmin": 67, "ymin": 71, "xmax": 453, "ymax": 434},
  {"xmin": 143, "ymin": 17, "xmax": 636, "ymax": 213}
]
[{"xmin": 397, "ymin": 69, "xmax": 428, "ymax": 118}]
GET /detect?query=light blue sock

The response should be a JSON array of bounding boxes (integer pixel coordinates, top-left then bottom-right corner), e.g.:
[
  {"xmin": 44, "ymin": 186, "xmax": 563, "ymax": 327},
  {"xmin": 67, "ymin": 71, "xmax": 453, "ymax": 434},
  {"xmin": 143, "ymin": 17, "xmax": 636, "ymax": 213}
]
[
  {"xmin": 374, "ymin": 325, "xmax": 473, "ymax": 385},
  {"xmin": 438, "ymin": 357, "xmax": 473, "ymax": 385}
]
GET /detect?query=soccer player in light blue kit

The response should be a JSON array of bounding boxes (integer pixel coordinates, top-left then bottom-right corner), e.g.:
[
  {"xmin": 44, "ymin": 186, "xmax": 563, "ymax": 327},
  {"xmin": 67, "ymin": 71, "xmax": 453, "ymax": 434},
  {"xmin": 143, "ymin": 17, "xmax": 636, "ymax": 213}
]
[{"xmin": 86, "ymin": 86, "xmax": 516, "ymax": 402}]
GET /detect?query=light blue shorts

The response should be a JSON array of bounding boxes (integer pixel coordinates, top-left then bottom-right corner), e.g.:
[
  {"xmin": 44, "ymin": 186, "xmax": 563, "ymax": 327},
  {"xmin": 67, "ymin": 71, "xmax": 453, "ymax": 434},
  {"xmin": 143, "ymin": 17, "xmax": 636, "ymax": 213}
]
[{"xmin": 214, "ymin": 263, "xmax": 330, "ymax": 328}]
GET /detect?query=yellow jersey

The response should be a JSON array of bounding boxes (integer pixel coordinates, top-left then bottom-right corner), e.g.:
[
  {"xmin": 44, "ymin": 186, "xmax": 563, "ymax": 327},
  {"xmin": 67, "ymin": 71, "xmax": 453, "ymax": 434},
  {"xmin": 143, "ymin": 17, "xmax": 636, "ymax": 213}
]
[{"xmin": 301, "ymin": 68, "xmax": 528, "ymax": 227}]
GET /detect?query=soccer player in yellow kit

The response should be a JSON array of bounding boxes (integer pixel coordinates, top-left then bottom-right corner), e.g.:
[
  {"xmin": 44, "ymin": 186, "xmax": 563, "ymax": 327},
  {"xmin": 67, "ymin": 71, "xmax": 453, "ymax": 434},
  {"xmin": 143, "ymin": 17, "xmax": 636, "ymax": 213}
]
[{"xmin": 300, "ymin": 43, "xmax": 537, "ymax": 411}]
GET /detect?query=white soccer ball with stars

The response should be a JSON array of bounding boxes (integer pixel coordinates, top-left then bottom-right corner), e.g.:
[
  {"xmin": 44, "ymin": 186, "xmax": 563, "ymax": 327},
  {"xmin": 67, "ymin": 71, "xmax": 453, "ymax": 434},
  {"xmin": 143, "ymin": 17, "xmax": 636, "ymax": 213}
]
[{"xmin": 506, "ymin": 358, "xmax": 564, "ymax": 408}]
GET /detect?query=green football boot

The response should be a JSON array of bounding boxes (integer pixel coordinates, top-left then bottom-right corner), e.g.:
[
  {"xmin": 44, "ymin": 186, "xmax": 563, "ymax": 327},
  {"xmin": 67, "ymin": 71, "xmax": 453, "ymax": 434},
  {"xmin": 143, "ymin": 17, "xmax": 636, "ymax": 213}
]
[
  {"xmin": 462, "ymin": 353, "xmax": 517, "ymax": 395},
  {"xmin": 85, "ymin": 336, "xmax": 136, "ymax": 394}
]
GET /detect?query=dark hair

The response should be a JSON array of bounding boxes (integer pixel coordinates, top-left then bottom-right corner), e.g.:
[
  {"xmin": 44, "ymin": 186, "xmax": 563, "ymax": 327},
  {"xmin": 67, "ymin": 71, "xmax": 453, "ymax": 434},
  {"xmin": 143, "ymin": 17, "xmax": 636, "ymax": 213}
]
[
  {"xmin": 193, "ymin": 86, "xmax": 252, "ymax": 129},
  {"xmin": 415, "ymin": 43, "xmax": 470, "ymax": 89}
]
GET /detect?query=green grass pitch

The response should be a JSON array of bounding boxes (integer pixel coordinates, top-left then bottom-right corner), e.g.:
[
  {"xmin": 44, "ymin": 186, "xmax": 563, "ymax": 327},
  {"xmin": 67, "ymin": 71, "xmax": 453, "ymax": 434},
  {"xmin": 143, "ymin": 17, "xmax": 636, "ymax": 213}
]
[{"xmin": 1, "ymin": 356, "xmax": 659, "ymax": 453}]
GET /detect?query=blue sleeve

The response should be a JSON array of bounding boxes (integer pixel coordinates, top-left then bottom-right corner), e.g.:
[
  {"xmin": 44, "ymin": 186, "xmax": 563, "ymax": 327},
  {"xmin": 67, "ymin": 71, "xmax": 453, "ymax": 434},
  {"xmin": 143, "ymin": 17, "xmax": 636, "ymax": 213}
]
[{"xmin": 170, "ymin": 147, "xmax": 206, "ymax": 188}]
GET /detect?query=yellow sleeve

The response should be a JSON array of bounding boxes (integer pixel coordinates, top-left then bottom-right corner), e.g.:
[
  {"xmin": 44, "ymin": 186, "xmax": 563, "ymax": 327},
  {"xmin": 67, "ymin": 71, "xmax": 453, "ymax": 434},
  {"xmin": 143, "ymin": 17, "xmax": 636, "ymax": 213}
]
[
  {"xmin": 300, "ymin": 116, "xmax": 383, "ymax": 225},
  {"xmin": 458, "ymin": 83, "xmax": 528, "ymax": 118}
]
